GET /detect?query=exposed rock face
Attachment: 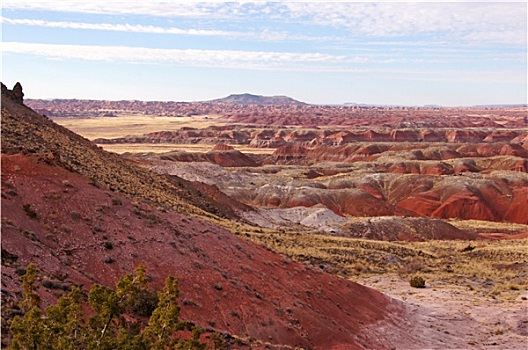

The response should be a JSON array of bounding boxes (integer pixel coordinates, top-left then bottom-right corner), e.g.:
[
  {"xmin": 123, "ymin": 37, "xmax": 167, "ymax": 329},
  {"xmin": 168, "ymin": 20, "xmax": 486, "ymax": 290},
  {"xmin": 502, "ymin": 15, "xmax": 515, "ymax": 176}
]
[
  {"xmin": 155, "ymin": 158, "xmax": 527, "ymax": 224},
  {"xmin": 205, "ymin": 150, "xmax": 258, "ymax": 167},
  {"xmin": 504, "ymin": 187, "xmax": 528, "ymax": 224},
  {"xmin": 12, "ymin": 82, "xmax": 24, "ymax": 104},
  {"xmin": 158, "ymin": 149, "xmax": 258, "ymax": 167},
  {"xmin": 1, "ymin": 82, "xmax": 24, "ymax": 104}
]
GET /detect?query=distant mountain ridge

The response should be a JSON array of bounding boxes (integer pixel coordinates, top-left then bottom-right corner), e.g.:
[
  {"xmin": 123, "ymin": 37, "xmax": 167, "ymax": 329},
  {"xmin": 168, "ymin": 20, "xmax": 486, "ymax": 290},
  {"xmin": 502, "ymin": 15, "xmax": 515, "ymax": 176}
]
[{"xmin": 208, "ymin": 93, "xmax": 304, "ymax": 105}]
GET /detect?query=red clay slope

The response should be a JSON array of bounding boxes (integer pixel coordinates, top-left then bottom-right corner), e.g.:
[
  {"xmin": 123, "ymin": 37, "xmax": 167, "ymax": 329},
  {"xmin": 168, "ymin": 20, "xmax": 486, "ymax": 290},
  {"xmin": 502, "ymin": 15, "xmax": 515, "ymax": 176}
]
[{"xmin": 1, "ymin": 154, "xmax": 410, "ymax": 349}]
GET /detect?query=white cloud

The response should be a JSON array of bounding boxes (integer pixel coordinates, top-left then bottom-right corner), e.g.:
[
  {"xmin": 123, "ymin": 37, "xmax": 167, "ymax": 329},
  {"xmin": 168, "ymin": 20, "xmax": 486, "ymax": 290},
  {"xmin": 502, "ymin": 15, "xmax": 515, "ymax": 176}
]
[
  {"xmin": 284, "ymin": 2, "xmax": 527, "ymax": 45},
  {"xmin": 2, "ymin": 41, "xmax": 347, "ymax": 69},
  {"xmin": 1, "ymin": 16, "xmax": 340, "ymax": 43},
  {"xmin": 3, "ymin": 41, "xmax": 524, "ymax": 85},
  {"xmin": 2, "ymin": 1, "xmax": 238, "ymax": 18},
  {"xmin": 1, "ymin": 17, "xmax": 240, "ymax": 36}
]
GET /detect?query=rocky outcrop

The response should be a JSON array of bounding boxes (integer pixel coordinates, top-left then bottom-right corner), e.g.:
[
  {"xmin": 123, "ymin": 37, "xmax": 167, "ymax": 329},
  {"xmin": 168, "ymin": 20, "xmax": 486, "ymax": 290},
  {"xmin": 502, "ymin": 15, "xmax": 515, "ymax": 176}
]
[
  {"xmin": 205, "ymin": 149, "xmax": 258, "ymax": 167},
  {"xmin": 2, "ymin": 86, "xmax": 422, "ymax": 349},
  {"xmin": 1, "ymin": 82, "xmax": 24, "ymax": 104}
]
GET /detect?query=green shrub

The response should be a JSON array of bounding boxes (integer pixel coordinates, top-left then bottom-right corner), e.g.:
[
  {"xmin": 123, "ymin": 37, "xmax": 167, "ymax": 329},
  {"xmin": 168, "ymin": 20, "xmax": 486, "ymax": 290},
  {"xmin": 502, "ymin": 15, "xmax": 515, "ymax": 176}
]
[{"xmin": 8, "ymin": 264, "xmax": 208, "ymax": 349}]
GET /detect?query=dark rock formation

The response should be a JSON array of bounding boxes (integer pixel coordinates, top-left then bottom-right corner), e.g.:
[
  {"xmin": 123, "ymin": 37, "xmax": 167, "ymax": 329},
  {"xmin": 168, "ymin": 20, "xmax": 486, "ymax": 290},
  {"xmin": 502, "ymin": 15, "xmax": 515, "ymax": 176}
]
[
  {"xmin": 1, "ymin": 82, "xmax": 24, "ymax": 104},
  {"xmin": 12, "ymin": 82, "xmax": 24, "ymax": 104}
]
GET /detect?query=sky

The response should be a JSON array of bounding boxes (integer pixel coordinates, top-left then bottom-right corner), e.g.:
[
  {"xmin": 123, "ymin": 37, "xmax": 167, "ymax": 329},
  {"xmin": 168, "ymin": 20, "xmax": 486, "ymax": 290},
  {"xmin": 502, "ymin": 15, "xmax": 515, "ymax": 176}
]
[{"xmin": 2, "ymin": 1, "xmax": 527, "ymax": 106}]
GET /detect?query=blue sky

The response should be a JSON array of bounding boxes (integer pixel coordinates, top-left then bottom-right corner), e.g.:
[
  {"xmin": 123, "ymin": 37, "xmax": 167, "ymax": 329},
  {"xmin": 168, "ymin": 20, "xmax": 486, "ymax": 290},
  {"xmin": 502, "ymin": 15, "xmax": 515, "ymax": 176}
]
[{"xmin": 2, "ymin": 1, "xmax": 527, "ymax": 105}]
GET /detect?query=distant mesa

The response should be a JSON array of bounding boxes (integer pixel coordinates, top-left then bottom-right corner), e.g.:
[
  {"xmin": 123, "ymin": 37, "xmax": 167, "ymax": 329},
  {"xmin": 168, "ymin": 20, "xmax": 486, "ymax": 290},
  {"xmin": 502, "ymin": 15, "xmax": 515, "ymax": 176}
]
[{"xmin": 208, "ymin": 93, "xmax": 304, "ymax": 105}]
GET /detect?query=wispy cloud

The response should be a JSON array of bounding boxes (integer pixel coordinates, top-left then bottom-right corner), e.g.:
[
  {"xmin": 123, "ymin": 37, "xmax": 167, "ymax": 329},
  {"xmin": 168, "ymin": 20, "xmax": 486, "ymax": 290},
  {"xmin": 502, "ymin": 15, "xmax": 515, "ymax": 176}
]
[
  {"xmin": 3, "ymin": 41, "xmax": 523, "ymax": 85},
  {"xmin": 1, "ymin": 1, "xmax": 223, "ymax": 18},
  {"xmin": 2, "ymin": 41, "xmax": 348, "ymax": 69},
  {"xmin": 284, "ymin": 2, "xmax": 527, "ymax": 46},
  {"xmin": 1, "ymin": 17, "xmax": 241, "ymax": 37},
  {"xmin": 1, "ymin": 16, "xmax": 339, "ymax": 43}
]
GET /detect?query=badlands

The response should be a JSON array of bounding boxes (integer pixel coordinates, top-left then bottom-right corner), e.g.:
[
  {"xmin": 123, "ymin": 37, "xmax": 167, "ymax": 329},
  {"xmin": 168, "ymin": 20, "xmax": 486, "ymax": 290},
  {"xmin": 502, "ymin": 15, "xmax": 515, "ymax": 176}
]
[{"xmin": 2, "ymin": 86, "xmax": 527, "ymax": 349}]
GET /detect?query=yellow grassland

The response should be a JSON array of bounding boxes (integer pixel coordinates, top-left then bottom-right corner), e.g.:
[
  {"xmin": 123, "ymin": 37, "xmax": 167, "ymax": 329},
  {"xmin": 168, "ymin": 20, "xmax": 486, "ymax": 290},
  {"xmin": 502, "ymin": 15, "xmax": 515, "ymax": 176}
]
[
  {"xmin": 53, "ymin": 114, "xmax": 277, "ymax": 154},
  {"xmin": 53, "ymin": 114, "xmax": 226, "ymax": 139}
]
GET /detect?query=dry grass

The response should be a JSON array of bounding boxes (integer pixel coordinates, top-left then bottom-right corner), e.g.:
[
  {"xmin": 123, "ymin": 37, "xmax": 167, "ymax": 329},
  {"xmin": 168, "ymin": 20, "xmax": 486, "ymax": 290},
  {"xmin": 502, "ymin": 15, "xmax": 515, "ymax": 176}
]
[
  {"xmin": 447, "ymin": 219, "xmax": 528, "ymax": 234},
  {"xmin": 53, "ymin": 114, "xmax": 226, "ymax": 140},
  {"xmin": 54, "ymin": 114, "xmax": 277, "ymax": 155},
  {"xmin": 234, "ymin": 224, "xmax": 527, "ymax": 299}
]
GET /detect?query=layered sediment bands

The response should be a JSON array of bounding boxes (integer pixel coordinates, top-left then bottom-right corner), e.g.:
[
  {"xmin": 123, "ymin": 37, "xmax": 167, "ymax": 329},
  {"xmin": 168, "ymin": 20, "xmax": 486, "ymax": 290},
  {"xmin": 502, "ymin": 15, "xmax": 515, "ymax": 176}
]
[
  {"xmin": 139, "ymin": 136, "xmax": 527, "ymax": 224},
  {"xmin": 249, "ymin": 185, "xmax": 396, "ymax": 217},
  {"xmin": 158, "ymin": 149, "xmax": 258, "ymax": 167},
  {"xmin": 193, "ymin": 167, "xmax": 528, "ymax": 224},
  {"xmin": 94, "ymin": 127, "xmax": 527, "ymax": 147},
  {"xmin": 27, "ymin": 97, "xmax": 527, "ymax": 128},
  {"xmin": 31, "ymin": 95, "xmax": 527, "ymax": 229},
  {"xmin": 4, "ymin": 86, "xmax": 419, "ymax": 349},
  {"xmin": 265, "ymin": 142, "xmax": 528, "ymax": 167}
]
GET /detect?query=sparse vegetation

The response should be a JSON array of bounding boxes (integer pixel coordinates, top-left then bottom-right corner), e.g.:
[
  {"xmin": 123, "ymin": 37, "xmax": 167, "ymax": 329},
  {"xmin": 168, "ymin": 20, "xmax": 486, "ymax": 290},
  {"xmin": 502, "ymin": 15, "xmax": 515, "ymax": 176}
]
[
  {"xmin": 461, "ymin": 244, "xmax": 476, "ymax": 252},
  {"xmin": 410, "ymin": 276, "xmax": 426, "ymax": 288},
  {"xmin": 22, "ymin": 204, "xmax": 37, "ymax": 219},
  {"xmin": 3, "ymin": 83, "xmax": 527, "ymax": 349},
  {"xmin": 238, "ymin": 225, "xmax": 528, "ymax": 298}
]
